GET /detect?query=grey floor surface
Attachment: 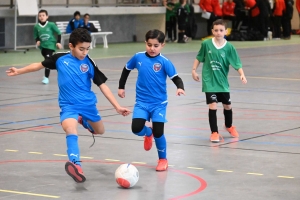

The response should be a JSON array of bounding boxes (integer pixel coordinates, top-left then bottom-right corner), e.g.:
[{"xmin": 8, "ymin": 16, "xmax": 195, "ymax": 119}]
[{"xmin": 0, "ymin": 41, "xmax": 299, "ymax": 200}]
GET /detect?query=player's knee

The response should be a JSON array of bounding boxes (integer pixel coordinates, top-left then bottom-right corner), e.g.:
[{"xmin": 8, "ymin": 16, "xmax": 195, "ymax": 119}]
[
  {"xmin": 131, "ymin": 118, "xmax": 146, "ymax": 134},
  {"xmin": 223, "ymin": 104, "xmax": 231, "ymax": 110},
  {"xmin": 131, "ymin": 123, "xmax": 144, "ymax": 134},
  {"xmin": 152, "ymin": 122, "xmax": 164, "ymax": 138},
  {"xmin": 209, "ymin": 103, "xmax": 217, "ymax": 110},
  {"xmin": 63, "ymin": 126, "xmax": 77, "ymax": 134}
]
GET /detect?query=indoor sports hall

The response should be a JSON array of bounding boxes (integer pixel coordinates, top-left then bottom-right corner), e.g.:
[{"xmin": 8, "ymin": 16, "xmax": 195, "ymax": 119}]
[
  {"xmin": 1, "ymin": 1, "xmax": 300, "ymax": 198},
  {"xmin": 0, "ymin": 36, "xmax": 299, "ymax": 200}
]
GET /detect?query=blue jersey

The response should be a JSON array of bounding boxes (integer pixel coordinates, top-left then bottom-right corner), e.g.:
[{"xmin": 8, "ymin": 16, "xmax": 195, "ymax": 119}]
[
  {"xmin": 42, "ymin": 52, "xmax": 107, "ymax": 107},
  {"xmin": 66, "ymin": 18, "xmax": 83, "ymax": 33},
  {"xmin": 126, "ymin": 52, "xmax": 178, "ymax": 105}
]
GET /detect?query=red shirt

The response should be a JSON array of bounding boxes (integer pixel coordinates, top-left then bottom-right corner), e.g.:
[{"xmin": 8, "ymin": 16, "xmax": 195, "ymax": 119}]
[
  {"xmin": 297, "ymin": 0, "xmax": 300, "ymax": 13},
  {"xmin": 199, "ymin": 0, "xmax": 213, "ymax": 12},
  {"xmin": 244, "ymin": 0, "xmax": 260, "ymax": 17},
  {"xmin": 222, "ymin": 2, "xmax": 235, "ymax": 16},
  {"xmin": 273, "ymin": 0, "xmax": 286, "ymax": 16},
  {"xmin": 212, "ymin": 0, "xmax": 223, "ymax": 16}
]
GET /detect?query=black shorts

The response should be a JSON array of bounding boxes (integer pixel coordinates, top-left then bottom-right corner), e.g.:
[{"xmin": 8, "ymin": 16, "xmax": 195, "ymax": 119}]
[
  {"xmin": 205, "ymin": 92, "xmax": 231, "ymax": 105},
  {"xmin": 41, "ymin": 48, "xmax": 55, "ymax": 59}
]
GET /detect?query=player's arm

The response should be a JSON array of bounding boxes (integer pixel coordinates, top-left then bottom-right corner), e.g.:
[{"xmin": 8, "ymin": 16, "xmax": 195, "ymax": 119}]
[
  {"xmin": 192, "ymin": 59, "xmax": 201, "ymax": 82},
  {"xmin": 52, "ymin": 23, "xmax": 62, "ymax": 49},
  {"xmin": 118, "ymin": 67, "xmax": 131, "ymax": 98},
  {"xmin": 171, "ymin": 75, "xmax": 185, "ymax": 96},
  {"xmin": 237, "ymin": 68, "xmax": 247, "ymax": 84},
  {"xmin": 92, "ymin": 65, "xmax": 130, "ymax": 116},
  {"xmin": 99, "ymin": 83, "xmax": 130, "ymax": 116},
  {"xmin": 6, "ymin": 63, "xmax": 44, "ymax": 76}
]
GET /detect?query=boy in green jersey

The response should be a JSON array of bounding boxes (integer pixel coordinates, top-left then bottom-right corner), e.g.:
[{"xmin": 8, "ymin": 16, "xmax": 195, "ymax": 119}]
[
  {"xmin": 34, "ymin": 9, "xmax": 62, "ymax": 84},
  {"xmin": 163, "ymin": 0, "xmax": 177, "ymax": 42},
  {"xmin": 192, "ymin": 19, "xmax": 247, "ymax": 143}
]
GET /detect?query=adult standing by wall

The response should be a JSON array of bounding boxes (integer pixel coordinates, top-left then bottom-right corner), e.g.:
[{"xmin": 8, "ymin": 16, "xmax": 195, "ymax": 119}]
[
  {"xmin": 272, "ymin": 0, "xmax": 286, "ymax": 39},
  {"xmin": 199, "ymin": 0, "xmax": 215, "ymax": 36},
  {"xmin": 163, "ymin": 0, "xmax": 177, "ymax": 42},
  {"xmin": 295, "ymin": 0, "xmax": 300, "ymax": 33},
  {"xmin": 281, "ymin": 0, "xmax": 294, "ymax": 39},
  {"xmin": 176, "ymin": 0, "xmax": 190, "ymax": 43},
  {"xmin": 257, "ymin": 0, "xmax": 271, "ymax": 39}
]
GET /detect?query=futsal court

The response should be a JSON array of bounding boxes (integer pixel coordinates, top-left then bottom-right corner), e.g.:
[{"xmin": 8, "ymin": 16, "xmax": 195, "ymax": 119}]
[{"xmin": 0, "ymin": 37, "xmax": 299, "ymax": 200}]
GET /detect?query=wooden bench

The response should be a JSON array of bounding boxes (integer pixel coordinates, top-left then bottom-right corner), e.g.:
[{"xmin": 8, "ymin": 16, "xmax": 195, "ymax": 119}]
[{"xmin": 56, "ymin": 21, "xmax": 113, "ymax": 49}]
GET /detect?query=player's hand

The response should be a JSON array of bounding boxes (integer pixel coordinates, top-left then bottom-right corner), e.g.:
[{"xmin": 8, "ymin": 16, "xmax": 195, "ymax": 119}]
[
  {"xmin": 6, "ymin": 67, "xmax": 19, "ymax": 76},
  {"xmin": 118, "ymin": 89, "xmax": 125, "ymax": 98},
  {"xmin": 176, "ymin": 89, "xmax": 185, "ymax": 96},
  {"xmin": 36, "ymin": 41, "xmax": 40, "ymax": 47},
  {"xmin": 240, "ymin": 75, "xmax": 247, "ymax": 84},
  {"xmin": 56, "ymin": 43, "xmax": 63, "ymax": 49},
  {"xmin": 116, "ymin": 107, "xmax": 131, "ymax": 116},
  {"xmin": 192, "ymin": 71, "xmax": 200, "ymax": 82}
]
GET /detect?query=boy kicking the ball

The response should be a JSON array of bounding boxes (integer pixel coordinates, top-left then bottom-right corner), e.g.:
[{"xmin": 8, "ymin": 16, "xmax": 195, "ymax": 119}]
[
  {"xmin": 191, "ymin": 19, "xmax": 247, "ymax": 143},
  {"xmin": 6, "ymin": 28, "xmax": 131, "ymax": 183},
  {"xmin": 118, "ymin": 29, "xmax": 185, "ymax": 171}
]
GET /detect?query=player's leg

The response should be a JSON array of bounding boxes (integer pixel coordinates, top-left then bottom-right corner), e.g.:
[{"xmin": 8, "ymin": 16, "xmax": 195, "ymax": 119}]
[
  {"xmin": 221, "ymin": 93, "xmax": 239, "ymax": 137},
  {"xmin": 41, "ymin": 48, "xmax": 55, "ymax": 84},
  {"xmin": 131, "ymin": 103, "xmax": 153, "ymax": 150},
  {"xmin": 78, "ymin": 104, "xmax": 103, "ymax": 135},
  {"xmin": 60, "ymin": 109, "xmax": 86, "ymax": 183},
  {"xmin": 152, "ymin": 122, "xmax": 168, "ymax": 171},
  {"xmin": 151, "ymin": 103, "xmax": 168, "ymax": 171},
  {"xmin": 206, "ymin": 93, "xmax": 220, "ymax": 143}
]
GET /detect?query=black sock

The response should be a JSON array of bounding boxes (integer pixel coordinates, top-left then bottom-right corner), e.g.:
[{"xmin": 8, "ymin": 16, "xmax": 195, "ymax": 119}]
[
  {"xmin": 224, "ymin": 109, "xmax": 232, "ymax": 128},
  {"xmin": 209, "ymin": 109, "xmax": 218, "ymax": 133},
  {"xmin": 45, "ymin": 68, "xmax": 50, "ymax": 78}
]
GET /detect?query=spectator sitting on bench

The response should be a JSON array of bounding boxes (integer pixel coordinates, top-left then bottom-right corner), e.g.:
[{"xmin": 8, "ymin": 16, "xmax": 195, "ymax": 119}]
[
  {"xmin": 80, "ymin": 13, "xmax": 99, "ymax": 33},
  {"xmin": 66, "ymin": 11, "xmax": 83, "ymax": 34}
]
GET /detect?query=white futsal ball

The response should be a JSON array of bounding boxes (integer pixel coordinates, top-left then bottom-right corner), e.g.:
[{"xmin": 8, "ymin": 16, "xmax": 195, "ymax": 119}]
[{"xmin": 115, "ymin": 163, "xmax": 139, "ymax": 188}]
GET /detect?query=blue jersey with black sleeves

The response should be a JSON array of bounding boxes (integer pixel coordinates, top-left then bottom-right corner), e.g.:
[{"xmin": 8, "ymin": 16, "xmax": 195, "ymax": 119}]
[
  {"xmin": 126, "ymin": 52, "xmax": 178, "ymax": 105},
  {"xmin": 42, "ymin": 52, "xmax": 107, "ymax": 107}
]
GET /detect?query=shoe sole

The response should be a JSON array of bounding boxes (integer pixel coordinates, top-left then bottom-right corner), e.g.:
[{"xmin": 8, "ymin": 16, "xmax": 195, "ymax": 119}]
[
  {"xmin": 210, "ymin": 140, "xmax": 220, "ymax": 143},
  {"xmin": 65, "ymin": 162, "xmax": 86, "ymax": 183},
  {"xmin": 156, "ymin": 166, "xmax": 168, "ymax": 171}
]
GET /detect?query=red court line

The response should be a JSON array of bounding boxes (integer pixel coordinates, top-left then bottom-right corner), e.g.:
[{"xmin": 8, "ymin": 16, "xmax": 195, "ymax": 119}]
[
  {"xmin": 0, "ymin": 160, "xmax": 207, "ymax": 199},
  {"xmin": 0, "ymin": 126, "xmax": 52, "ymax": 136}
]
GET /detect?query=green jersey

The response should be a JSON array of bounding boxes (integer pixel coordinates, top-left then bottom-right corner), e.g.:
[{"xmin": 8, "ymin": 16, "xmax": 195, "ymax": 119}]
[
  {"xmin": 166, "ymin": 2, "xmax": 176, "ymax": 21},
  {"xmin": 196, "ymin": 38, "xmax": 242, "ymax": 92},
  {"xmin": 34, "ymin": 21, "xmax": 61, "ymax": 51}
]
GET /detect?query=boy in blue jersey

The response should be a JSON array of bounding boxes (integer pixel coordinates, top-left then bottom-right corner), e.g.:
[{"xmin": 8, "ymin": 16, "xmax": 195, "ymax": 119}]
[
  {"xmin": 118, "ymin": 29, "xmax": 185, "ymax": 171},
  {"xmin": 6, "ymin": 28, "xmax": 131, "ymax": 183},
  {"xmin": 66, "ymin": 11, "xmax": 83, "ymax": 34}
]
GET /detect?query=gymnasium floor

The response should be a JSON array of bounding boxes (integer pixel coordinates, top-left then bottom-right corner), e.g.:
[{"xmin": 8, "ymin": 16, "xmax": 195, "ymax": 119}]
[{"xmin": 0, "ymin": 36, "xmax": 299, "ymax": 200}]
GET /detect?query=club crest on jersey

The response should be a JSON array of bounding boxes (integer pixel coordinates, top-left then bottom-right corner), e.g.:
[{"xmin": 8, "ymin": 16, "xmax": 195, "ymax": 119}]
[
  {"xmin": 153, "ymin": 63, "xmax": 162, "ymax": 72},
  {"xmin": 80, "ymin": 64, "xmax": 89, "ymax": 73}
]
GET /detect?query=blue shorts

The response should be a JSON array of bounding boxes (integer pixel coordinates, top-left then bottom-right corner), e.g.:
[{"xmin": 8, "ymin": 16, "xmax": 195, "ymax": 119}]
[
  {"xmin": 133, "ymin": 102, "xmax": 168, "ymax": 123},
  {"xmin": 60, "ymin": 104, "xmax": 101, "ymax": 123}
]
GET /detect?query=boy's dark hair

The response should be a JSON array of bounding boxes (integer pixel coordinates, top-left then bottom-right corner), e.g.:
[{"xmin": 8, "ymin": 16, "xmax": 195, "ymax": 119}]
[
  {"xmin": 145, "ymin": 29, "xmax": 165, "ymax": 43},
  {"xmin": 73, "ymin": 11, "xmax": 81, "ymax": 18},
  {"xmin": 38, "ymin": 9, "xmax": 48, "ymax": 16},
  {"xmin": 212, "ymin": 19, "xmax": 227, "ymax": 29},
  {"xmin": 83, "ymin": 13, "xmax": 90, "ymax": 18},
  {"xmin": 69, "ymin": 28, "xmax": 91, "ymax": 47}
]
